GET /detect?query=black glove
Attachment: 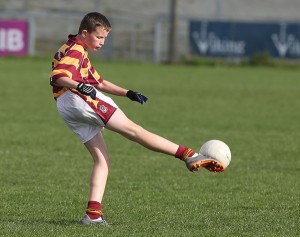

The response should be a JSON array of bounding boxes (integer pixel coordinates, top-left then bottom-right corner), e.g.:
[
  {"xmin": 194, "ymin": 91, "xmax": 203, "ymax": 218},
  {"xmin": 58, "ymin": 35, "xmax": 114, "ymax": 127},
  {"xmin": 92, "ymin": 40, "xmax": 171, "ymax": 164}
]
[
  {"xmin": 126, "ymin": 90, "xmax": 148, "ymax": 104},
  {"xmin": 76, "ymin": 83, "xmax": 97, "ymax": 99}
]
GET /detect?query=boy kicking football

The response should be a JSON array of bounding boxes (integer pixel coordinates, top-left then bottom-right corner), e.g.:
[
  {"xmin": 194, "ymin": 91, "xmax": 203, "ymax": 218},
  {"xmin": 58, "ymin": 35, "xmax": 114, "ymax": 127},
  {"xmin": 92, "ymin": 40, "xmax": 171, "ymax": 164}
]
[{"xmin": 50, "ymin": 12, "xmax": 224, "ymax": 225}]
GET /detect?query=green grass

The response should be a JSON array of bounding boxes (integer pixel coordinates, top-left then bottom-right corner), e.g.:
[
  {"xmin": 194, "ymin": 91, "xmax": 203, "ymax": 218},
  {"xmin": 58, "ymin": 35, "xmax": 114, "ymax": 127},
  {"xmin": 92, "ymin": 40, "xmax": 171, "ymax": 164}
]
[{"xmin": 0, "ymin": 57, "xmax": 299, "ymax": 237}]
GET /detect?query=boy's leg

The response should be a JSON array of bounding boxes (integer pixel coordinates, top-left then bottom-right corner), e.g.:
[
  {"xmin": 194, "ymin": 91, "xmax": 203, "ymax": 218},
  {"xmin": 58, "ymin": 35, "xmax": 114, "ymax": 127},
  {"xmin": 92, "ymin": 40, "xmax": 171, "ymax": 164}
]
[
  {"xmin": 106, "ymin": 109, "xmax": 224, "ymax": 172},
  {"xmin": 83, "ymin": 132, "xmax": 110, "ymax": 221},
  {"xmin": 106, "ymin": 108, "xmax": 179, "ymax": 156}
]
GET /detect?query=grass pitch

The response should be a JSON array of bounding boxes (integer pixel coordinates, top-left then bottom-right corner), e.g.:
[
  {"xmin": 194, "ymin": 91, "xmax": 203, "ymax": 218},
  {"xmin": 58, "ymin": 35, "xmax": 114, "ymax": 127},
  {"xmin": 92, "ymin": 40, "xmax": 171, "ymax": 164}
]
[{"xmin": 0, "ymin": 57, "xmax": 299, "ymax": 237}]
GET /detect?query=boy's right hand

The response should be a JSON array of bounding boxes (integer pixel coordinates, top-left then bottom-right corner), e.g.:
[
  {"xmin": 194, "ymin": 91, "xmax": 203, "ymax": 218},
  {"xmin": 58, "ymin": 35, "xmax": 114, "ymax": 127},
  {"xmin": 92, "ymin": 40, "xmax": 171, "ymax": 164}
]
[{"xmin": 77, "ymin": 83, "xmax": 97, "ymax": 99}]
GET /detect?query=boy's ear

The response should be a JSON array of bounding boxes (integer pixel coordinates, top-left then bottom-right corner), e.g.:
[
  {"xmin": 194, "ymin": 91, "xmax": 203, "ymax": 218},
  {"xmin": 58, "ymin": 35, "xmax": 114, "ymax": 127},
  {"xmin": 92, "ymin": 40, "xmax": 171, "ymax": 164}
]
[{"xmin": 81, "ymin": 29, "xmax": 88, "ymax": 38}]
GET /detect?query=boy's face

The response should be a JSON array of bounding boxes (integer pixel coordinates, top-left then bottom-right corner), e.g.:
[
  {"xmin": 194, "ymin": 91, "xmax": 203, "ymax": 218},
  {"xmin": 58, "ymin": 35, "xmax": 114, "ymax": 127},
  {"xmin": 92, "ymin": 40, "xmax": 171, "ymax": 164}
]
[{"xmin": 81, "ymin": 27, "xmax": 110, "ymax": 51}]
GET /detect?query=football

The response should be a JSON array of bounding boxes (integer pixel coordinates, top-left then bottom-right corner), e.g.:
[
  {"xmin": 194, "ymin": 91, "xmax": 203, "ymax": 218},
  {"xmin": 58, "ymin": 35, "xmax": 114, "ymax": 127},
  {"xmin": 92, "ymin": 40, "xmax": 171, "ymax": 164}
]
[{"xmin": 199, "ymin": 140, "xmax": 231, "ymax": 169}]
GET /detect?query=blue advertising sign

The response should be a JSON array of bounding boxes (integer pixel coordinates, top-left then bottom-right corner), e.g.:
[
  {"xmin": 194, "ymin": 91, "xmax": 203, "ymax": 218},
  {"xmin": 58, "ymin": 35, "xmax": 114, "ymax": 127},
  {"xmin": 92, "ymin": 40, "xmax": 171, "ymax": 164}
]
[{"xmin": 189, "ymin": 20, "xmax": 300, "ymax": 59}]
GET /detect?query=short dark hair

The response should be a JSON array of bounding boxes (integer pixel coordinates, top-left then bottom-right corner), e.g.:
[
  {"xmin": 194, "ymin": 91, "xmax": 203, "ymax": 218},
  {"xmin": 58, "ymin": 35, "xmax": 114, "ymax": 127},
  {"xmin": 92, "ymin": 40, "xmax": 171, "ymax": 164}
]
[{"xmin": 78, "ymin": 12, "xmax": 111, "ymax": 33}]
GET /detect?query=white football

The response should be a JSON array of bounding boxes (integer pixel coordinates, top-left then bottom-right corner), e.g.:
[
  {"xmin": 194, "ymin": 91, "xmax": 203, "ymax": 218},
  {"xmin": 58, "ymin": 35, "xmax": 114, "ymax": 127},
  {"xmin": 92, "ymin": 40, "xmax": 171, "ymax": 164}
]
[{"xmin": 199, "ymin": 140, "xmax": 231, "ymax": 169}]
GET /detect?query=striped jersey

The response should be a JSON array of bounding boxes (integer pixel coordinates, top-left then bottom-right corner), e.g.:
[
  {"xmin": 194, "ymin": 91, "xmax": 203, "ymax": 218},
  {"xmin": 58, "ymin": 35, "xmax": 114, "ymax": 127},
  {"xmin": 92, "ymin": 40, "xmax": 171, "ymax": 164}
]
[{"xmin": 50, "ymin": 34, "xmax": 103, "ymax": 99}]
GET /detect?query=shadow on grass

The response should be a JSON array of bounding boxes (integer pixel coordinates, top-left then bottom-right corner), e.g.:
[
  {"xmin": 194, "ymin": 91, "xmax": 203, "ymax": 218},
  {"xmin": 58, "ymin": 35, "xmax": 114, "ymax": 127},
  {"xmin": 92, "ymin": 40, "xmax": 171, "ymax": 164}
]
[
  {"xmin": 47, "ymin": 218, "xmax": 121, "ymax": 227},
  {"xmin": 46, "ymin": 219, "xmax": 80, "ymax": 226}
]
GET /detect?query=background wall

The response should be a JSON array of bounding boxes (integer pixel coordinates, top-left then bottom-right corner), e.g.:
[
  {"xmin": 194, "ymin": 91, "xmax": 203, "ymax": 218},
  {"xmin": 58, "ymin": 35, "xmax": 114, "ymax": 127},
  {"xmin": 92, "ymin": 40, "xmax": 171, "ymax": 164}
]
[{"xmin": 1, "ymin": 0, "xmax": 300, "ymax": 61}]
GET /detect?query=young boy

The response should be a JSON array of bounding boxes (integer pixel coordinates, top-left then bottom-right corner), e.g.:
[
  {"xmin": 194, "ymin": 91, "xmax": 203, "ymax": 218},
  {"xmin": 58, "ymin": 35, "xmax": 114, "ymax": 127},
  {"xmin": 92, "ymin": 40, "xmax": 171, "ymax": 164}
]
[{"xmin": 50, "ymin": 12, "xmax": 223, "ymax": 225}]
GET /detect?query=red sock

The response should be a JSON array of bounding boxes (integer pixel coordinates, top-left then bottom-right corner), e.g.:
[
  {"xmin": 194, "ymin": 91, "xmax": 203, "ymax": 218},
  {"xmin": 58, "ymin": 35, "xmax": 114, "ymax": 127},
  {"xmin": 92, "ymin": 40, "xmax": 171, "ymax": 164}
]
[
  {"xmin": 175, "ymin": 145, "xmax": 195, "ymax": 160},
  {"xmin": 86, "ymin": 201, "xmax": 102, "ymax": 220}
]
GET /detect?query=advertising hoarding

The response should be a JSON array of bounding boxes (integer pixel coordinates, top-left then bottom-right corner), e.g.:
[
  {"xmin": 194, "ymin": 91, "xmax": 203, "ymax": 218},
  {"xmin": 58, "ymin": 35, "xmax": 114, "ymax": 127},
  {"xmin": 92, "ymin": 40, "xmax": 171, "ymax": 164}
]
[
  {"xmin": 0, "ymin": 20, "xmax": 28, "ymax": 56},
  {"xmin": 189, "ymin": 20, "xmax": 300, "ymax": 59}
]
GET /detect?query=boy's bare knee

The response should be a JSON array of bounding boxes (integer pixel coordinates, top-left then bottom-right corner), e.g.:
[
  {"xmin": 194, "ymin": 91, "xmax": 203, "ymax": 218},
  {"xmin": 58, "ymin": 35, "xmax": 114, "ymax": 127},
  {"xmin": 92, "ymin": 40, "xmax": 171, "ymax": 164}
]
[
  {"xmin": 92, "ymin": 154, "xmax": 110, "ymax": 168},
  {"xmin": 121, "ymin": 124, "xmax": 144, "ymax": 141}
]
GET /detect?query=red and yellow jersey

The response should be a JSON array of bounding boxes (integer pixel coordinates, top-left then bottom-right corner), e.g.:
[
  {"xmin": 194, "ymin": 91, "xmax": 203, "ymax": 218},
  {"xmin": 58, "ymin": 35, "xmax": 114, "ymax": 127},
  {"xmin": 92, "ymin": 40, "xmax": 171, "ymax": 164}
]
[{"xmin": 50, "ymin": 34, "xmax": 103, "ymax": 99}]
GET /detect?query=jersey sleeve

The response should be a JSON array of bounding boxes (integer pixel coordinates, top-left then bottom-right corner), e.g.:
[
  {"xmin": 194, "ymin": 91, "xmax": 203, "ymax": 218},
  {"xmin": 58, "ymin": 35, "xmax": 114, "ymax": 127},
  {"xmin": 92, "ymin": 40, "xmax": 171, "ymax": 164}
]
[{"xmin": 50, "ymin": 44, "xmax": 84, "ymax": 83}]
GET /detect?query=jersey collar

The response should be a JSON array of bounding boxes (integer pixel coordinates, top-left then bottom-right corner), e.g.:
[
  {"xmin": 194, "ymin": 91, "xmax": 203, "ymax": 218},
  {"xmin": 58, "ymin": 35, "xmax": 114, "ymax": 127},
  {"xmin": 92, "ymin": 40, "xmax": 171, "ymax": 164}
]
[{"xmin": 68, "ymin": 34, "xmax": 87, "ymax": 49}]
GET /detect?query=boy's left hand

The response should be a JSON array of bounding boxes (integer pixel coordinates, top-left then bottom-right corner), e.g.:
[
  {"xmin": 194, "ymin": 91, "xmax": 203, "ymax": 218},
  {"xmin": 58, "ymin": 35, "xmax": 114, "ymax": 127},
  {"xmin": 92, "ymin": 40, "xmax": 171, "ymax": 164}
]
[{"xmin": 126, "ymin": 90, "xmax": 148, "ymax": 104}]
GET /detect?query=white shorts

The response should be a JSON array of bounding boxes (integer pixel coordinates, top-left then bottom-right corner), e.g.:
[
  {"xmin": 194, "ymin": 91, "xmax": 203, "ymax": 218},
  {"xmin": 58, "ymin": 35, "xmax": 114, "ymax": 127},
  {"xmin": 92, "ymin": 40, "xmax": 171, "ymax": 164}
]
[{"xmin": 56, "ymin": 90, "xmax": 118, "ymax": 143}]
